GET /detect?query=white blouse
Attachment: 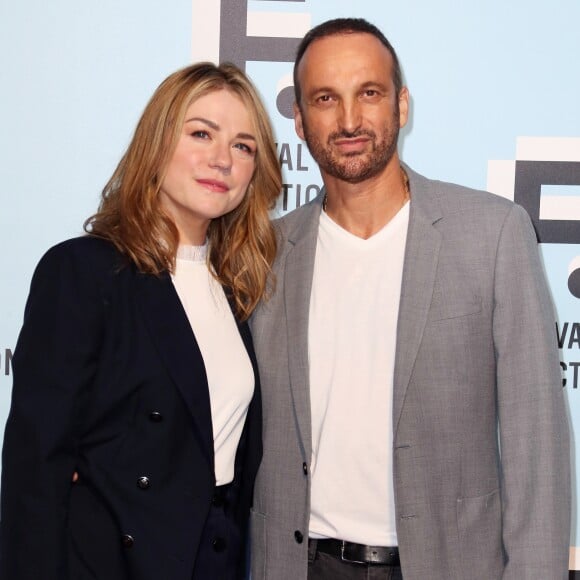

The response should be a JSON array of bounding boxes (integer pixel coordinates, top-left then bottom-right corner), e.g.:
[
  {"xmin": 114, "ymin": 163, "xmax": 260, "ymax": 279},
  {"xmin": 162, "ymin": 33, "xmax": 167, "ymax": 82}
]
[{"xmin": 171, "ymin": 243, "xmax": 254, "ymax": 485}]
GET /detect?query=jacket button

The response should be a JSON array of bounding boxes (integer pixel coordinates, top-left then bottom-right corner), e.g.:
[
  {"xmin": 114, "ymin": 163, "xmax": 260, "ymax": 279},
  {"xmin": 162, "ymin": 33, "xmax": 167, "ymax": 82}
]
[
  {"xmin": 137, "ymin": 476, "xmax": 150, "ymax": 489},
  {"xmin": 212, "ymin": 537, "xmax": 227, "ymax": 552},
  {"xmin": 121, "ymin": 534, "xmax": 134, "ymax": 548},
  {"xmin": 294, "ymin": 530, "xmax": 304, "ymax": 544},
  {"xmin": 302, "ymin": 462, "xmax": 308, "ymax": 475},
  {"xmin": 149, "ymin": 411, "xmax": 163, "ymax": 422}
]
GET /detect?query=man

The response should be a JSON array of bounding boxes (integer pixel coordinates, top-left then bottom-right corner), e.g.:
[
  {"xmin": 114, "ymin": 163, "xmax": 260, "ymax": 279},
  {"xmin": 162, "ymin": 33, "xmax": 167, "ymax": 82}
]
[{"xmin": 250, "ymin": 18, "xmax": 570, "ymax": 580}]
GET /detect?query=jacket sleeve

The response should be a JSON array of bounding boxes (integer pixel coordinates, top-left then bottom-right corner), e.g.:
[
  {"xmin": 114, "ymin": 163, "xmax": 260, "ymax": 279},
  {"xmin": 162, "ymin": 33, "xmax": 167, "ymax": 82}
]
[
  {"xmin": 493, "ymin": 204, "xmax": 571, "ymax": 579},
  {"xmin": 0, "ymin": 241, "xmax": 106, "ymax": 579}
]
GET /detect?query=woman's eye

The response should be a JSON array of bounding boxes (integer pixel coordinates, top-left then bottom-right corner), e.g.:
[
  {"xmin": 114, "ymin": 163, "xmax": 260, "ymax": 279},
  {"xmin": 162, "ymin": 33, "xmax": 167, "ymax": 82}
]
[
  {"xmin": 191, "ymin": 130, "xmax": 209, "ymax": 139},
  {"xmin": 234, "ymin": 143, "xmax": 255, "ymax": 156}
]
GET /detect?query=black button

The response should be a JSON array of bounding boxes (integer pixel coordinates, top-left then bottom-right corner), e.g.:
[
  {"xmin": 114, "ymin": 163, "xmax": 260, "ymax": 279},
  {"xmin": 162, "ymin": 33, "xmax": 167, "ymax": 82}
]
[
  {"xmin": 137, "ymin": 476, "xmax": 150, "ymax": 489},
  {"xmin": 121, "ymin": 534, "xmax": 134, "ymax": 548},
  {"xmin": 302, "ymin": 462, "xmax": 308, "ymax": 475},
  {"xmin": 149, "ymin": 411, "xmax": 163, "ymax": 423},
  {"xmin": 294, "ymin": 530, "xmax": 303, "ymax": 544},
  {"xmin": 212, "ymin": 537, "xmax": 226, "ymax": 552}
]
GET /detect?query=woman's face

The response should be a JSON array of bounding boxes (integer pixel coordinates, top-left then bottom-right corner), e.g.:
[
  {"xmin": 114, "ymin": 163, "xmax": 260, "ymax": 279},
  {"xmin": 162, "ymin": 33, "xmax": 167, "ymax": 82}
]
[{"xmin": 159, "ymin": 89, "xmax": 257, "ymax": 245}]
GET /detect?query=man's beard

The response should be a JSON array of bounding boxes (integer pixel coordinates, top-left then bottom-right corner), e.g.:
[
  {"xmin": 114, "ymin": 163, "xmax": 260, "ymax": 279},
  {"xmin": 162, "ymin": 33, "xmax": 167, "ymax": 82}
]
[{"xmin": 302, "ymin": 109, "xmax": 400, "ymax": 184}]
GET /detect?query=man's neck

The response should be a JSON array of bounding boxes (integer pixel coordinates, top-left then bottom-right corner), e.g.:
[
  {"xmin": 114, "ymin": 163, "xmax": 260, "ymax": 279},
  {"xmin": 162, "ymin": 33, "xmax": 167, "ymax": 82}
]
[{"xmin": 322, "ymin": 161, "xmax": 410, "ymax": 239}]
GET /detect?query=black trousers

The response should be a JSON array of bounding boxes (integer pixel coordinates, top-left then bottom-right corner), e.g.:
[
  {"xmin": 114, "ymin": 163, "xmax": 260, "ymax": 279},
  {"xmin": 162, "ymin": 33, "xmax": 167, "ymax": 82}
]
[{"xmin": 192, "ymin": 485, "xmax": 242, "ymax": 580}]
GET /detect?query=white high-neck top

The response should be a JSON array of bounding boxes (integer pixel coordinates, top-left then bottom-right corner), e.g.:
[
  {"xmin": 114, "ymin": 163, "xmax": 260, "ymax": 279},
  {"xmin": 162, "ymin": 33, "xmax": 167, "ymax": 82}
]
[{"xmin": 171, "ymin": 243, "xmax": 254, "ymax": 485}]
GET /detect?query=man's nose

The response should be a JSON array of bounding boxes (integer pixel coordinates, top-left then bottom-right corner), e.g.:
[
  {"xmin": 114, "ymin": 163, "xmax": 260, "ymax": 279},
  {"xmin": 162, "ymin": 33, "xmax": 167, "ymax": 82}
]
[{"xmin": 338, "ymin": 99, "xmax": 362, "ymax": 133}]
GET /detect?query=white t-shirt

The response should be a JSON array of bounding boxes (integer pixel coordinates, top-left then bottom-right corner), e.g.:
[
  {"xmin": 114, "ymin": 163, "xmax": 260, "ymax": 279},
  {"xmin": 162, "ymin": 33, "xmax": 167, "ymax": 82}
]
[
  {"xmin": 308, "ymin": 202, "xmax": 409, "ymax": 545},
  {"xmin": 171, "ymin": 244, "xmax": 254, "ymax": 485}
]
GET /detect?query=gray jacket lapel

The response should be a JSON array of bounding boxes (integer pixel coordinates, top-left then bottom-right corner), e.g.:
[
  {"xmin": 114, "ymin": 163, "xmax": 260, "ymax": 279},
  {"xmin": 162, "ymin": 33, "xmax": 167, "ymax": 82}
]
[
  {"xmin": 393, "ymin": 167, "xmax": 443, "ymax": 434},
  {"xmin": 281, "ymin": 176, "xmax": 443, "ymax": 445},
  {"xmin": 283, "ymin": 195, "xmax": 323, "ymax": 460}
]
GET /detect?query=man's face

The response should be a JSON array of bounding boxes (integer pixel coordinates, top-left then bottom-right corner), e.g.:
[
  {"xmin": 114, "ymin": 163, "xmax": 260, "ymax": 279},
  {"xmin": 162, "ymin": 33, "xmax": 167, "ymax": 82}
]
[{"xmin": 294, "ymin": 32, "xmax": 408, "ymax": 185}]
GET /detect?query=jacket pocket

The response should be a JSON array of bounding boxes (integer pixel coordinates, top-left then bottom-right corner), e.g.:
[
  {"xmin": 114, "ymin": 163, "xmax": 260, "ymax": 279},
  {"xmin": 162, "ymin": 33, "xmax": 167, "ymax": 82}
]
[
  {"xmin": 428, "ymin": 293, "xmax": 482, "ymax": 321},
  {"xmin": 456, "ymin": 489, "xmax": 503, "ymax": 579}
]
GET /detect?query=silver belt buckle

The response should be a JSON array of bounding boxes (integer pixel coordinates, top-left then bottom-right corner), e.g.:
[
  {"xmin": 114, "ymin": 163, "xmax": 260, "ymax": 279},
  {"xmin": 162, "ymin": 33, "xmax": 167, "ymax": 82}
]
[{"xmin": 340, "ymin": 541, "xmax": 366, "ymax": 565}]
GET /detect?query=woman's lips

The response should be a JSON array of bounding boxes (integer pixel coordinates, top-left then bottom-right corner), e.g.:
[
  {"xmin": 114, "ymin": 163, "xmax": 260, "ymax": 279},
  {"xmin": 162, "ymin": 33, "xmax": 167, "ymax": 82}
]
[{"xmin": 197, "ymin": 179, "xmax": 229, "ymax": 193}]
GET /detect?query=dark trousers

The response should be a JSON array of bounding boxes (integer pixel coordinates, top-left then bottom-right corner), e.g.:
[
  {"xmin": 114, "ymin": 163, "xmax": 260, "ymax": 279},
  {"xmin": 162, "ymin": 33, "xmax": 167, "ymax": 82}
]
[
  {"xmin": 192, "ymin": 485, "xmax": 242, "ymax": 580},
  {"xmin": 308, "ymin": 539, "xmax": 403, "ymax": 580}
]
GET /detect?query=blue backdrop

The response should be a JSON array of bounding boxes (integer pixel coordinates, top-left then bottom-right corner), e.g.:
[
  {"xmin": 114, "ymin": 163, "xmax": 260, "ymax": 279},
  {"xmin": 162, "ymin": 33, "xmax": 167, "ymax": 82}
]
[{"xmin": 1, "ymin": 0, "xmax": 579, "ymax": 572}]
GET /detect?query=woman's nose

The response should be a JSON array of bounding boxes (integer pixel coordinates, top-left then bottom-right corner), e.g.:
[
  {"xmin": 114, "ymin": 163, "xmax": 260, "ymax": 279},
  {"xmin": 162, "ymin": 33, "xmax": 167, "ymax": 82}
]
[{"xmin": 209, "ymin": 142, "xmax": 233, "ymax": 174}]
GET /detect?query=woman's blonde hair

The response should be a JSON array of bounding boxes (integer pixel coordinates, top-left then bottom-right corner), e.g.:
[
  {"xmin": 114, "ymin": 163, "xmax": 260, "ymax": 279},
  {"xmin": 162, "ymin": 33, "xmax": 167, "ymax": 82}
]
[{"xmin": 85, "ymin": 62, "xmax": 281, "ymax": 320}]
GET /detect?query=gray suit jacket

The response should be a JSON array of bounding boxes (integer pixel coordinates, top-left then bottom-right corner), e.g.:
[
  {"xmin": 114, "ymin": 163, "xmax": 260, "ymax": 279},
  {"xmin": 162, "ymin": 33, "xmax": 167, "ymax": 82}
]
[{"xmin": 250, "ymin": 166, "xmax": 570, "ymax": 580}]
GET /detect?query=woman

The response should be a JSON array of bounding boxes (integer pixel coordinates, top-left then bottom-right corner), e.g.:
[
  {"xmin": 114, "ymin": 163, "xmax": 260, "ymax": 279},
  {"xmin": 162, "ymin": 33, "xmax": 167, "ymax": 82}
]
[{"xmin": 0, "ymin": 62, "xmax": 281, "ymax": 580}]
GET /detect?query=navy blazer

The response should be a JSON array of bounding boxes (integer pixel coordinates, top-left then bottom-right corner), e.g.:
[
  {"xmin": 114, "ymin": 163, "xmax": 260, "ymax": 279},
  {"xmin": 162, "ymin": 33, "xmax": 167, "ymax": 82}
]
[{"xmin": 0, "ymin": 236, "xmax": 262, "ymax": 579}]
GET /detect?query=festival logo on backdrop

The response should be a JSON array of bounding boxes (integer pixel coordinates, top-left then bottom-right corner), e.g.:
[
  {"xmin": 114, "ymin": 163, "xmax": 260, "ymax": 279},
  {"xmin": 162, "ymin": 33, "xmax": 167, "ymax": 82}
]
[
  {"xmin": 488, "ymin": 137, "xmax": 580, "ymax": 389},
  {"xmin": 218, "ymin": 0, "xmax": 321, "ymax": 213}
]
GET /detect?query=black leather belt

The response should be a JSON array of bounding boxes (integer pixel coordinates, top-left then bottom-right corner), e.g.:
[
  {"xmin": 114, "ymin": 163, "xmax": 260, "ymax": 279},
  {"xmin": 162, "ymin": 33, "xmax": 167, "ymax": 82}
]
[{"xmin": 311, "ymin": 538, "xmax": 400, "ymax": 566}]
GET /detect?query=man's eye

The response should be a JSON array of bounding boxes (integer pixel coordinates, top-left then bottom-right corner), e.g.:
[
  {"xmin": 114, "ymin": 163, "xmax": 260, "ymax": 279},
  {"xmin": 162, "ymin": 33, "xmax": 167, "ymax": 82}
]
[
  {"xmin": 316, "ymin": 95, "xmax": 333, "ymax": 103},
  {"xmin": 362, "ymin": 89, "xmax": 383, "ymax": 99}
]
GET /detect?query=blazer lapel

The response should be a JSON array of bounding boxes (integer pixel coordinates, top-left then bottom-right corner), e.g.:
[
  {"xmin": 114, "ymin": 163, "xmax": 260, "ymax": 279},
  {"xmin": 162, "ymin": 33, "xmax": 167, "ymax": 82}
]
[
  {"xmin": 281, "ymin": 180, "xmax": 442, "ymax": 446},
  {"xmin": 227, "ymin": 293, "xmax": 262, "ymax": 448},
  {"xmin": 135, "ymin": 270, "xmax": 214, "ymax": 470},
  {"xmin": 393, "ymin": 168, "xmax": 443, "ymax": 434},
  {"xmin": 284, "ymin": 196, "xmax": 323, "ymax": 460},
  {"xmin": 231, "ymin": 298, "xmax": 258, "ymax": 376},
  {"xmin": 225, "ymin": 293, "xmax": 263, "ymax": 494}
]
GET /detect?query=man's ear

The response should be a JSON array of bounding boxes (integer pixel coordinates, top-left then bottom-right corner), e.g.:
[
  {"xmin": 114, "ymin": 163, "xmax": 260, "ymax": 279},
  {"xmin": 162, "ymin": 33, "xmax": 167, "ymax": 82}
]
[
  {"xmin": 398, "ymin": 87, "xmax": 409, "ymax": 129},
  {"xmin": 294, "ymin": 102, "xmax": 305, "ymax": 140}
]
